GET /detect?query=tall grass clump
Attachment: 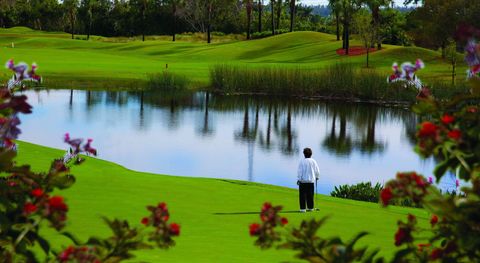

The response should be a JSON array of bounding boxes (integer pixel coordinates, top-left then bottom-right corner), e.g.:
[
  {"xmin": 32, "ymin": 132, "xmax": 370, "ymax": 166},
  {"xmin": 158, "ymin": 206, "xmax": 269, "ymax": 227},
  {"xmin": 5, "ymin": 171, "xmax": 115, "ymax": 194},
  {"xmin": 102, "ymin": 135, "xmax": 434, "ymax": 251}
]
[
  {"xmin": 210, "ymin": 64, "xmax": 418, "ymax": 103},
  {"xmin": 210, "ymin": 64, "xmax": 470, "ymax": 103},
  {"xmin": 147, "ymin": 70, "xmax": 189, "ymax": 91}
]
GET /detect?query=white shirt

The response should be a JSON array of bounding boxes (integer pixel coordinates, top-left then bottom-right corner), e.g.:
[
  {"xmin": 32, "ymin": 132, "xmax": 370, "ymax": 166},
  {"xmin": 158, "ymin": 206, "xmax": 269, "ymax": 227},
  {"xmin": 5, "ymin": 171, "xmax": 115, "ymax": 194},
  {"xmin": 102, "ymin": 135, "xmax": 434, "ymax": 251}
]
[{"xmin": 297, "ymin": 158, "xmax": 320, "ymax": 183}]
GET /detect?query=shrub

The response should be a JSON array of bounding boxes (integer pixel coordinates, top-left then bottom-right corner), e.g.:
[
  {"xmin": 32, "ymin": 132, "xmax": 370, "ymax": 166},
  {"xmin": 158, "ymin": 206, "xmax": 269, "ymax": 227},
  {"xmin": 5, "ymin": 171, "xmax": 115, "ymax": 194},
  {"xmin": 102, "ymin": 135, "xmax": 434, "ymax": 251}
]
[{"xmin": 330, "ymin": 182, "xmax": 382, "ymax": 203}]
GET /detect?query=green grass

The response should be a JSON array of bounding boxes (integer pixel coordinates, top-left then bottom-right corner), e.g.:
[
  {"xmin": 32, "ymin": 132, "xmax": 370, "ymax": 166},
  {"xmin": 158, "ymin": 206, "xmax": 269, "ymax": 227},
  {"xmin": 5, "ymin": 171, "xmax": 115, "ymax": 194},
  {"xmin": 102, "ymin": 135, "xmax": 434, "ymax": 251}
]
[
  {"xmin": 15, "ymin": 141, "xmax": 431, "ymax": 262},
  {"xmin": 0, "ymin": 27, "xmax": 466, "ymax": 89}
]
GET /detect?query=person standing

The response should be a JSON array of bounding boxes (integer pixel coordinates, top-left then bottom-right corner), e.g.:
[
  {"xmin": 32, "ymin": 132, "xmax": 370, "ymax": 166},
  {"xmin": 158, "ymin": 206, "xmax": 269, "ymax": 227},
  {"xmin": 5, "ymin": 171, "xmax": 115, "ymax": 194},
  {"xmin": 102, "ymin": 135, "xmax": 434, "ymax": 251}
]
[{"xmin": 297, "ymin": 147, "xmax": 320, "ymax": 212}]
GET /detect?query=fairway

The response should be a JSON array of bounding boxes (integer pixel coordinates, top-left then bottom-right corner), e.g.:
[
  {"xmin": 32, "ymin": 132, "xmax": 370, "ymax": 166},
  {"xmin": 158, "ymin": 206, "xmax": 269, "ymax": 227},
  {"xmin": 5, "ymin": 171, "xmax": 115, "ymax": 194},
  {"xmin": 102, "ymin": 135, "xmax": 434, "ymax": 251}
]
[
  {"xmin": 16, "ymin": 141, "xmax": 430, "ymax": 262},
  {"xmin": 0, "ymin": 27, "xmax": 463, "ymax": 89}
]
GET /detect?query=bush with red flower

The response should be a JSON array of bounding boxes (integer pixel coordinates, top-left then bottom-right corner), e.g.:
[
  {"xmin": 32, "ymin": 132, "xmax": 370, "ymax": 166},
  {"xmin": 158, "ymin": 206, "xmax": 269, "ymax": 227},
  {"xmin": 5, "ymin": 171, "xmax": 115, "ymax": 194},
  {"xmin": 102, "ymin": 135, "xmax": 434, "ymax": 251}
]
[
  {"xmin": 249, "ymin": 26, "xmax": 480, "ymax": 263},
  {"xmin": 248, "ymin": 202, "xmax": 288, "ymax": 249},
  {"xmin": 0, "ymin": 79, "xmax": 180, "ymax": 262}
]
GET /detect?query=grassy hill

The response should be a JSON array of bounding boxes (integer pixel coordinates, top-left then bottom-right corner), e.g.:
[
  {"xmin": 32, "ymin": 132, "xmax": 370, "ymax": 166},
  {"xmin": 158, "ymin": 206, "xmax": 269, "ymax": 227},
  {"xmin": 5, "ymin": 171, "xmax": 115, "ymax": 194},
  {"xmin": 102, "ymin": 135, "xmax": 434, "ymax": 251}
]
[
  {"xmin": 16, "ymin": 141, "xmax": 430, "ymax": 262},
  {"xmin": 0, "ymin": 27, "xmax": 463, "ymax": 89}
]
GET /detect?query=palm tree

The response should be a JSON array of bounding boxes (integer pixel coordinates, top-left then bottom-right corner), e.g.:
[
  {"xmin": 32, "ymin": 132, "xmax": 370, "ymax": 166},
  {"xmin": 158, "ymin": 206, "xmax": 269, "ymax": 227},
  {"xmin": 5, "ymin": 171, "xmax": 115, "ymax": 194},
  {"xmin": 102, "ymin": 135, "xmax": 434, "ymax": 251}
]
[
  {"xmin": 328, "ymin": 0, "xmax": 341, "ymax": 41},
  {"xmin": 364, "ymin": 0, "xmax": 391, "ymax": 49},
  {"xmin": 289, "ymin": 0, "xmax": 296, "ymax": 32},
  {"xmin": 165, "ymin": 0, "xmax": 184, "ymax": 42},
  {"xmin": 275, "ymin": 0, "xmax": 283, "ymax": 32},
  {"xmin": 270, "ymin": 0, "xmax": 275, "ymax": 35},
  {"xmin": 246, "ymin": 0, "xmax": 253, "ymax": 39},
  {"xmin": 258, "ymin": 0, "xmax": 263, "ymax": 32},
  {"xmin": 63, "ymin": 0, "xmax": 79, "ymax": 39}
]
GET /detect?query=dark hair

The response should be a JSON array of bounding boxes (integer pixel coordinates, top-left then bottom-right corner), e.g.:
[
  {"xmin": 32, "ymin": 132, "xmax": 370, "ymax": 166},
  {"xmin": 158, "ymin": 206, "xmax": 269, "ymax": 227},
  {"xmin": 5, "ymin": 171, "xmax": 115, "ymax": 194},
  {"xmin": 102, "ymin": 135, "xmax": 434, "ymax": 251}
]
[{"xmin": 303, "ymin": 148, "xmax": 312, "ymax": 158}]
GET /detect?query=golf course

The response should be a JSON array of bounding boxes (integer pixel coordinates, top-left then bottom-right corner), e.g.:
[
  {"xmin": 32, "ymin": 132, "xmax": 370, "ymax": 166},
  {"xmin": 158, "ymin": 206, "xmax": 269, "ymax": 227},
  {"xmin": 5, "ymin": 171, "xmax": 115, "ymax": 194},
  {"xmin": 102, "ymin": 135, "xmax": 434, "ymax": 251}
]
[
  {"xmin": 16, "ymin": 141, "xmax": 429, "ymax": 262},
  {"xmin": 0, "ymin": 27, "xmax": 464, "ymax": 89}
]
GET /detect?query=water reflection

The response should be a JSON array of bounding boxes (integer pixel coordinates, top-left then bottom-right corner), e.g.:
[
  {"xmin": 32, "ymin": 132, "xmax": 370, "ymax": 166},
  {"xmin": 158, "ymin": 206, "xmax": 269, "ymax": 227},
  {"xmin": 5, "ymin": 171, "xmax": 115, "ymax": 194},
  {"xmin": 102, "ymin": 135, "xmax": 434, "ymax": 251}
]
[{"xmin": 20, "ymin": 90, "xmax": 457, "ymax": 194}]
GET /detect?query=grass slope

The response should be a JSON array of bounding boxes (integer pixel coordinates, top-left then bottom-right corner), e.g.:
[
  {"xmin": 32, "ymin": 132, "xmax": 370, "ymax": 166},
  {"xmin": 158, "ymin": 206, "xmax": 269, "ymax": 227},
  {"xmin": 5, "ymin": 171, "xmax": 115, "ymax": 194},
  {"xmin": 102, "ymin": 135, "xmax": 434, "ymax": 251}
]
[
  {"xmin": 0, "ymin": 27, "xmax": 463, "ymax": 89},
  {"xmin": 16, "ymin": 141, "xmax": 430, "ymax": 262}
]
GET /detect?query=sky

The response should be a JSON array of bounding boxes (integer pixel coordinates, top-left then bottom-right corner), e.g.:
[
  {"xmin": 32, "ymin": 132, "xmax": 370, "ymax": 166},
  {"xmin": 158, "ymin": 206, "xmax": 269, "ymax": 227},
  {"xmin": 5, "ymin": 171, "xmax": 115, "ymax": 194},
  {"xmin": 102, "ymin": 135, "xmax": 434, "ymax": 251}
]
[{"xmin": 302, "ymin": 0, "xmax": 412, "ymax": 6}]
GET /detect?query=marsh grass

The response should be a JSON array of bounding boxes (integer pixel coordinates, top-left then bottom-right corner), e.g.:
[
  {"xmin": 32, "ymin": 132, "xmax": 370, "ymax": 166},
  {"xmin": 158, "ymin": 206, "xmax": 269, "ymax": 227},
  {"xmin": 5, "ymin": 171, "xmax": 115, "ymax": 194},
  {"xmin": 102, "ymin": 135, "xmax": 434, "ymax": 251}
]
[
  {"xmin": 147, "ymin": 70, "xmax": 189, "ymax": 91},
  {"xmin": 211, "ymin": 64, "xmax": 420, "ymax": 102}
]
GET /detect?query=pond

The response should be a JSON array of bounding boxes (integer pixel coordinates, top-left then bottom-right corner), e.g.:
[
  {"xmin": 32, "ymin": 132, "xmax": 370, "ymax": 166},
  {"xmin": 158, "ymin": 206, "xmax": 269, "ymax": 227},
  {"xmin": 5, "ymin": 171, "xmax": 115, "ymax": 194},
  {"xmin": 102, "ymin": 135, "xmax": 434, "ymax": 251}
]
[{"xmin": 20, "ymin": 90, "xmax": 457, "ymax": 194}]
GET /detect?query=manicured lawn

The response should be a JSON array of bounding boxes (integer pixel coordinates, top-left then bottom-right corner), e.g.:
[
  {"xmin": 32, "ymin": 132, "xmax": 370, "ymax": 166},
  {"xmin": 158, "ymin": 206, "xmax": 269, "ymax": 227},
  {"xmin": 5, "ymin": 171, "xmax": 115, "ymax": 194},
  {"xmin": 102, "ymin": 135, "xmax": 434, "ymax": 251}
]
[
  {"xmin": 0, "ymin": 27, "xmax": 464, "ymax": 89},
  {"xmin": 16, "ymin": 141, "xmax": 430, "ymax": 262}
]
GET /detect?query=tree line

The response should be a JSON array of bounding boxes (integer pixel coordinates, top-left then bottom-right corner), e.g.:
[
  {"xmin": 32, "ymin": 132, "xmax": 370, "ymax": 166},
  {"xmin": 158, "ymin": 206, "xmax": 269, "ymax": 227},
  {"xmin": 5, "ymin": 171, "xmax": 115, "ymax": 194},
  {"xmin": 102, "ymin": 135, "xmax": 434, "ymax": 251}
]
[{"xmin": 0, "ymin": 0, "xmax": 479, "ymax": 54}]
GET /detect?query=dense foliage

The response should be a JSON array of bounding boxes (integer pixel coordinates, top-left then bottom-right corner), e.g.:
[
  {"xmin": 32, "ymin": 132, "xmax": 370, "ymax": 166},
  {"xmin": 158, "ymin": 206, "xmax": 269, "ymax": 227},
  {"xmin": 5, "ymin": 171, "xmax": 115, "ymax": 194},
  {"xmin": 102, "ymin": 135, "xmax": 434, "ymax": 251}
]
[{"xmin": 330, "ymin": 182, "xmax": 382, "ymax": 203}]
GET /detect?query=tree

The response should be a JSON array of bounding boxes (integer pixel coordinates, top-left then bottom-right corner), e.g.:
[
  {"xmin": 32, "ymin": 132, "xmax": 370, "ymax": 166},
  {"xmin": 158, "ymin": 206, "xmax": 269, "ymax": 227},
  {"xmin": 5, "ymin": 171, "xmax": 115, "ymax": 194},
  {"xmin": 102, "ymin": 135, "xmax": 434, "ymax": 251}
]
[
  {"xmin": 328, "ymin": 0, "xmax": 341, "ymax": 41},
  {"xmin": 275, "ymin": 0, "xmax": 283, "ymax": 32},
  {"xmin": 258, "ymin": 0, "xmax": 263, "ymax": 32},
  {"xmin": 246, "ymin": 0, "xmax": 253, "ymax": 39},
  {"xmin": 288, "ymin": 0, "xmax": 296, "ymax": 32},
  {"xmin": 63, "ymin": 0, "xmax": 79, "ymax": 39},
  {"xmin": 409, "ymin": 0, "xmax": 465, "ymax": 58},
  {"xmin": 445, "ymin": 40, "xmax": 458, "ymax": 85},
  {"xmin": 363, "ymin": 0, "xmax": 391, "ymax": 49},
  {"xmin": 339, "ymin": 0, "xmax": 361, "ymax": 54},
  {"xmin": 354, "ymin": 9, "xmax": 376, "ymax": 67},
  {"xmin": 270, "ymin": 0, "xmax": 275, "ymax": 35},
  {"xmin": 165, "ymin": 0, "xmax": 184, "ymax": 42}
]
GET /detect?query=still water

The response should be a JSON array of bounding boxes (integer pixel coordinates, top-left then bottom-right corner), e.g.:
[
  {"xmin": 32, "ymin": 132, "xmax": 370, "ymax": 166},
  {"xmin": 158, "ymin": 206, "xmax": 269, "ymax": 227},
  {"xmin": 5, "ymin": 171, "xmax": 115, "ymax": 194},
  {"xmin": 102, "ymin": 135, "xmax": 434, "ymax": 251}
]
[{"xmin": 20, "ymin": 90, "xmax": 456, "ymax": 194}]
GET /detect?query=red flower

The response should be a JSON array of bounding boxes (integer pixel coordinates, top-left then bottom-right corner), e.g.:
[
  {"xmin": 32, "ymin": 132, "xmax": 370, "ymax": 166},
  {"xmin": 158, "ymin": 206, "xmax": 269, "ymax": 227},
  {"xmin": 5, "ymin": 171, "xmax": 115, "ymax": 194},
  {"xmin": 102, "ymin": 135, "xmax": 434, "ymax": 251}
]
[
  {"xmin": 169, "ymin": 223, "xmax": 180, "ymax": 236},
  {"xmin": 418, "ymin": 122, "xmax": 437, "ymax": 137},
  {"xmin": 48, "ymin": 196, "xmax": 68, "ymax": 211},
  {"xmin": 261, "ymin": 202, "xmax": 272, "ymax": 212},
  {"xmin": 24, "ymin": 202, "xmax": 37, "ymax": 214},
  {"xmin": 280, "ymin": 217, "xmax": 288, "ymax": 226},
  {"xmin": 31, "ymin": 188, "xmax": 44, "ymax": 198},
  {"xmin": 380, "ymin": 187, "xmax": 393, "ymax": 206},
  {"xmin": 394, "ymin": 227, "xmax": 411, "ymax": 246},
  {"xmin": 430, "ymin": 215, "xmax": 438, "ymax": 227},
  {"xmin": 408, "ymin": 214, "xmax": 416, "ymax": 222},
  {"xmin": 441, "ymin": 114, "xmax": 455, "ymax": 125},
  {"xmin": 141, "ymin": 217, "xmax": 149, "ymax": 225},
  {"xmin": 249, "ymin": 223, "xmax": 261, "ymax": 236},
  {"xmin": 157, "ymin": 202, "xmax": 167, "ymax": 210},
  {"xmin": 447, "ymin": 129, "xmax": 461, "ymax": 140},
  {"xmin": 418, "ymin": 243, "xmax": 431, "ymax": 252},
  {"xmin": 59, "ymin": 246, "xmax": 75, "ymax": 261},
  {"xmin": 162, "ymin": 215, "xmax": 170, "ymax": 222},
  {"xmin": 430, "ymin": 248, "xmax": 443, "ymax": 260}
]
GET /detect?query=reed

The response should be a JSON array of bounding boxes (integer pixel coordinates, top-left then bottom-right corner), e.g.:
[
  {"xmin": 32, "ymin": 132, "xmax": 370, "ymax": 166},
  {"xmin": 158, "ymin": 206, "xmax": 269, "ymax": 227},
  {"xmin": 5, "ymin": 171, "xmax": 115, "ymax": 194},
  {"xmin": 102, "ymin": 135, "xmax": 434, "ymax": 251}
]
[
  {"xmin": 147, "ymin": 70, "xmax": 189, "ymax": 91},
  {"xmin": 210, "ymin": 64, "xmax": 421, "ymax": 102}
]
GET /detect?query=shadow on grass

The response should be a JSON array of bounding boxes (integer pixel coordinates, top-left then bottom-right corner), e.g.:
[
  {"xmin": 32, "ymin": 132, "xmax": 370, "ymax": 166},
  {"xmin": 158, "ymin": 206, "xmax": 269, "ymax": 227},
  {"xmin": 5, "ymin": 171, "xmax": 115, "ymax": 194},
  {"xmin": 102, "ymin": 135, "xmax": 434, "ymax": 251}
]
[{"xmin": 213, "ymin": 210, "xmax": 318, "ymax": 215}]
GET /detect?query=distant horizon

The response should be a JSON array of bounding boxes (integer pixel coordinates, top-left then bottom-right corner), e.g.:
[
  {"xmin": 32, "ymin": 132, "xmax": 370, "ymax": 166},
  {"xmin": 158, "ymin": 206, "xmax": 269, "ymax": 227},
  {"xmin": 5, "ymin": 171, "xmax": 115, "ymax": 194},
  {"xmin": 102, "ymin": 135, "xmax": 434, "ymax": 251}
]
[{"xmin": 302, "ymin": 0, "xmax": 415, "ymax": 7}]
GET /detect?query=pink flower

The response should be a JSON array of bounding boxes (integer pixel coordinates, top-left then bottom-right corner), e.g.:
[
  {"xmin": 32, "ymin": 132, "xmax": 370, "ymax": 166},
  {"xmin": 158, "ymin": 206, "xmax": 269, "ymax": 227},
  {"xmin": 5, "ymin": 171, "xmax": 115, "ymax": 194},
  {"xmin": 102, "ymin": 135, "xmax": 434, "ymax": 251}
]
[{"xmin": 428, "ymin": 177, "xmax": 433, "ymax": 184}]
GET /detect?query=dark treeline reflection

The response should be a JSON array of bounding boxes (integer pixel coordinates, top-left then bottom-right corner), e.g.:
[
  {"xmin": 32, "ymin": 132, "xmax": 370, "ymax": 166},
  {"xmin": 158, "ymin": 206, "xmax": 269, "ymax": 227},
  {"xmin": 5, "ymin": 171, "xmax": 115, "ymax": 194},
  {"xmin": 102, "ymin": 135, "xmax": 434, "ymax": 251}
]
[{"xmin": 69, "ymin": 90, "xmax": 418, "ymax": 158}]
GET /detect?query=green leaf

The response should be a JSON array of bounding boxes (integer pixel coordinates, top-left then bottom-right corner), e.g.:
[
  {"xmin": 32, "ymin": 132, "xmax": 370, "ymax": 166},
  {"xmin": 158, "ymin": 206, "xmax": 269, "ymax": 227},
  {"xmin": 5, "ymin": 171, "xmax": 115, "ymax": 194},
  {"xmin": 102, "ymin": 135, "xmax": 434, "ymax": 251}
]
[
  {"xmin": 61, "ymin": 232, "xmax": 81, "ymax": 246},
  {"xmin": 36, "ymin": 236, "xmax": 51, "ymax": 255},
  {"xmin": 411, "ymin": 101, "xmax": 437, "ymax": 114},
  {"xmin": 434, "ymin": 157, "xmax": 457, "ymax": 180},
  {"xmin": 50, "ymin": 174, "xmax": 76, "ymax": 189}
]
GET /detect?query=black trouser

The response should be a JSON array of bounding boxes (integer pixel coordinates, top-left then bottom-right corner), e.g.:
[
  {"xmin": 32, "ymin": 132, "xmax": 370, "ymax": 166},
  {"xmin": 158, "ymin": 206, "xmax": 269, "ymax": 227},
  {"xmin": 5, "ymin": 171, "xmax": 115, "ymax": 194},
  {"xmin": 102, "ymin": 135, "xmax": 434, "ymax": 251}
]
[{"xmin": 299, "ymin": 182, "xmax": 314, "ymax": 210}]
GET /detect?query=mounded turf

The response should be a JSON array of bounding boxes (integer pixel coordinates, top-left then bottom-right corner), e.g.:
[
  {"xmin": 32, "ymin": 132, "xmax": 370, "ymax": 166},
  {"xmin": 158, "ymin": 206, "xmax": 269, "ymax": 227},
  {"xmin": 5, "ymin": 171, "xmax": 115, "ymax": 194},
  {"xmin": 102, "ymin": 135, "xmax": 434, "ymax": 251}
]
[
  {"xmin": 16, "ymin": 141, "xmax": 430, "ymax": 262},
  {"xmin": 0, "ymin": 27, "xmax": 464, "ymax": 89}
]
